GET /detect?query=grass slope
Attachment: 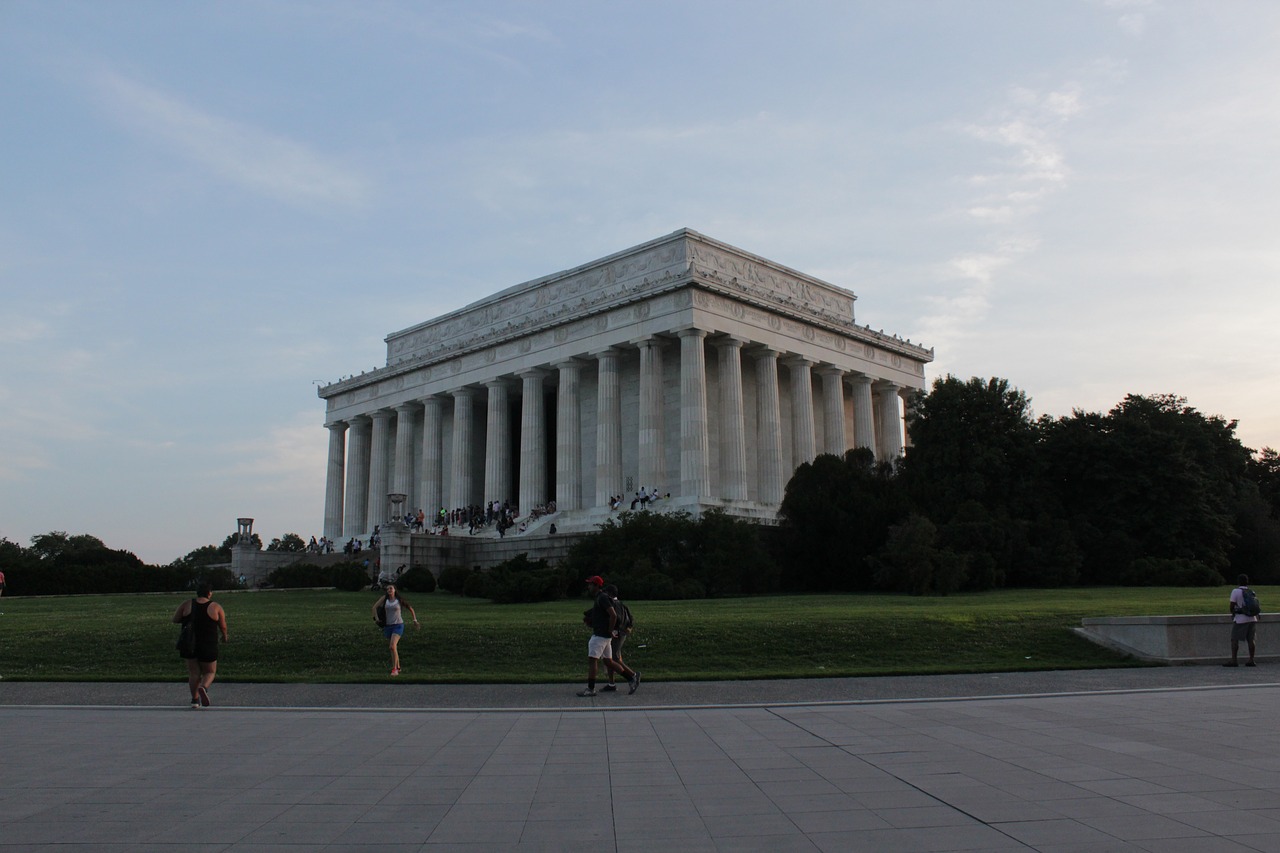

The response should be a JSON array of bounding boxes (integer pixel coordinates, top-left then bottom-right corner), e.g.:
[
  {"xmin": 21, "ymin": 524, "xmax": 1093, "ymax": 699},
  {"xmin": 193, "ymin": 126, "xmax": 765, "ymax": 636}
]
[{"xmin": 0, "ymin": 587, "xmax": 1243, "ymax": 683}]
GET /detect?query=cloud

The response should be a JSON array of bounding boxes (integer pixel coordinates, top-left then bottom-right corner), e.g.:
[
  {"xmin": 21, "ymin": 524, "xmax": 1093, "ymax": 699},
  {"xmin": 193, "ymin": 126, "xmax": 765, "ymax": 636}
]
[
  {"xmin": 90, "ymin": 70, "xmax": 369, "ymax": 208},
  {"xmin": 1096, "ymin": 0, "xmax": 1158, "ymax": 36}
]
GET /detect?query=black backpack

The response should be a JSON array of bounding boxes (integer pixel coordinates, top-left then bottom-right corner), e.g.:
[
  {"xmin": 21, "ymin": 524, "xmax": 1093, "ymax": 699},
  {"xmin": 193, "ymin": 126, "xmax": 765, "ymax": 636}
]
[
  {"xmin": 615, "ymin": 600, "xmax": 634, "ymax": 634},
  {"xmin": 1240, "ymin": 587, "xmax": 1262, "ymax": 617}
]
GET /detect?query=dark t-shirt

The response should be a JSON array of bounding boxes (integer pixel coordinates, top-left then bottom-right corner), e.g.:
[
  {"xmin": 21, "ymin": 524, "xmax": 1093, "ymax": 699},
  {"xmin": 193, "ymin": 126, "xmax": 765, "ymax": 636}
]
[{"xmin": 590, "ymin": 591, "xmax": 615, "ymax": 637}]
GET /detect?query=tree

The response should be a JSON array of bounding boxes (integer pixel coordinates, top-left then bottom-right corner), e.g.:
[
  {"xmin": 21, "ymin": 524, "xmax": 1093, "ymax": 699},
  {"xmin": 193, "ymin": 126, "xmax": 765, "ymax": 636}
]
[
  {"xmin": 267, "ymin": 533, "xmax": 306, "ymax": 553},
  {"xmin": 28, "ymin": 532, "xmax": 107, "ymax": 563},
  {"xmin": 778, "ymin": 448, "xmax": 910, "ymax": 591},
  {"xmin": 1040, "ymin": 394, "xmax": 1251, "ymax": 583},
  {"xmin": 901, "ymin": 375, "xmax": 1043, "ymax": 524}
]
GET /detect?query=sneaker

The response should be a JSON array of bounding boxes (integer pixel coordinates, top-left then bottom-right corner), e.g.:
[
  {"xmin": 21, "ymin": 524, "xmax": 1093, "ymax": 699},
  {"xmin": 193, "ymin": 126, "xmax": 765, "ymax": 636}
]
[
  {"xmin": 191, "ymin": 700, "xmax": 200, "ymax": 709},
  {"xmin": 577, "ymin": 688, "xmax": 597, "ymax": 697},
  {"xmin": 1247, "ymin": 661, "xmax": 1257, "ymax": 667},
  {"xmin": 390, "ymin": 668, "xmax": 400, "ymax": 677},
  {"xmin": 600, "ymin": 683, "xmax": 618, "ymax": 692},
  {"xmin": 629, "ymin": 671, "xmax": 642, "ymax": 695},
  {"xmin": 197, "ymin": 686, "xmax": 210, "ymax": 707}
]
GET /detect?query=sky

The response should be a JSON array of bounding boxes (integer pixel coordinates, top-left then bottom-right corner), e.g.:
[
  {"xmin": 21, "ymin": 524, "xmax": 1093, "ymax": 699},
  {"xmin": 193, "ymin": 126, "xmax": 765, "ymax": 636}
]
[{"xmin": 3, "ymin": 1, "xmax": 1279, "ymax": 565}]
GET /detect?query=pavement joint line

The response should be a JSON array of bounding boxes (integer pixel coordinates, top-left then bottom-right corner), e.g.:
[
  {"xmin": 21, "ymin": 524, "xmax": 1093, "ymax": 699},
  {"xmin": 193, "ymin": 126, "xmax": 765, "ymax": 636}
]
[{"xmin": 6, "ymin": 679, "xmax": 1280, "ymax": 714}]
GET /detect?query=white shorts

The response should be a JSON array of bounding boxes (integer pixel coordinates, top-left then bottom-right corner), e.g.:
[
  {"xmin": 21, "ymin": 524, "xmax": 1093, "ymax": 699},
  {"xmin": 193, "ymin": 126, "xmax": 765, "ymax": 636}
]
[{"xmin": 588, "ymin": 635, "xmax": 613, "ymax": 660}]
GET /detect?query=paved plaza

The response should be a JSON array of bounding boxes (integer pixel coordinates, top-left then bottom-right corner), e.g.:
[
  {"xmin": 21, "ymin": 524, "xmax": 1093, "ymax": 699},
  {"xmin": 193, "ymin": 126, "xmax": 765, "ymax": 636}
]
[{"xmin": 2, "ymin": 669, "xmax": 1279, "ymax": 852}]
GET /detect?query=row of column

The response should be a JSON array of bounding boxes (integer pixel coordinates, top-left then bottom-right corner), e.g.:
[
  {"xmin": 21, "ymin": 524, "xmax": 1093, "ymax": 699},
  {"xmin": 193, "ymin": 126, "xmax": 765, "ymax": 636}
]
[{"xmin": 323, "ymin": 332, "xmax": 906, "ymax": 538}]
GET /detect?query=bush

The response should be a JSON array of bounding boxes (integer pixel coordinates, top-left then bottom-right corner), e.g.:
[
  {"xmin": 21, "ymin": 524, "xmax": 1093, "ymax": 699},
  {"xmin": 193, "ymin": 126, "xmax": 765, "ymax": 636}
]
[
  {"xmin": 462, "ymin": 571, "xmax": 492, "ymax": 599},
  {"xmin": 330, "ymin": 562, "xmax": 369, "ymax": 592},
  {"xmin": 266, "ymin": 563, "xmax": 331, "ymax": 589},
  {"xmin": 480, "ymin": 554, "xmax": 570, "ymax": 604},
  {"xmin": 397, "ymin": 565, "xmax": 437, "ymax": 594},
  {"xmin": 437, "ymin": 566, "xmax": 474, "ymax": 595}
]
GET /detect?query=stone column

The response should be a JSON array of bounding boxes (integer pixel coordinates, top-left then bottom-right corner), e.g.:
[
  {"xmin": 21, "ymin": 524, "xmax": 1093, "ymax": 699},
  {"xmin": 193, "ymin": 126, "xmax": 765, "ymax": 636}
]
[
  {"xmin": 555, "ymin": 360, "xmax": 582, "ymax": 511},
  {"xmin": 877, "ymin": 381, "xmax": 904, "ymax": 460},
  {"xmin": 518, "ymin": 369, "xmax": 548, "ymax": 514},
  {"xmin": 715, "ymin": 336, "xmax": 748, "ymax": 501},
  {"xmin": 679, "ymin": 328, "xmax": 711, "ymax": 499},
  {"xmin": 449, "ymin": 388, "xmax": 476, "ymax": 511},
  {"xmin": 419, "ymin": 395, "xmax": 443, "ymax": 517},
  {"xmin": 635, "ymin": 336, "xmax": 666, "ymax": 492},
  {"xmin": 818, "ymin": 366, "xmax": 847, "ymax": 457},
  {"xmin": 484, "ymin": 379, "xmax": 512, "ymax": 505},
  {"xmin": 594, "ymin": 349, "xmax": 623, "ymax": 507},
  {"xmin": 343, "ymin": 416, "xmax": 371, "ymax": 535},
  {"xmin": 323, "ymin": 421, "xmax": 346, "ymax": 540},
  {"xmin": 366, "ymin": 409, "xmax": 393, "ymax": 528},
  {"xmin": 849, "ymin": 373, "xmax": 877, "ymax": 456},
  {"xmin": 786, "ymin": 356, "xmax": 816, "ymax": 467},
  {"xmin": 392, "ymin": 403, "xmax": 416, "ymax": 506},
  {"xmin": 753, "ymin": 347, "xmax": 784, "ymax": 505}
]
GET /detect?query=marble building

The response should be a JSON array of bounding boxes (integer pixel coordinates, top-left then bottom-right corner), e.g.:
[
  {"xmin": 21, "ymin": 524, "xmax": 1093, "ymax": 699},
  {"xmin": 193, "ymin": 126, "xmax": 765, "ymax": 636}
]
[{"xmin": 317, "ymin": 229, "xmax": 933, "ymax": 540}]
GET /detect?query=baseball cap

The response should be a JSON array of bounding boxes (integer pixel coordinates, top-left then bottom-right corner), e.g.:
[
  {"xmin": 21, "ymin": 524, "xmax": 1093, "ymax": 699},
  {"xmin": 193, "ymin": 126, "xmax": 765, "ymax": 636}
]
[{"xmin": 585, "ymin": 575, "xmax": 605, "ymax": 586}]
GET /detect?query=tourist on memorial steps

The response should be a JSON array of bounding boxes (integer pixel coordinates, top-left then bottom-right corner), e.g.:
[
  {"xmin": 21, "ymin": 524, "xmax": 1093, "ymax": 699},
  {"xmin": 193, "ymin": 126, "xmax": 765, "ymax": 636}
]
[
  {"xmin": 1226, "ymin": 573, "xmax": 1259, "ymax": 667},
  {"xmin": 373, "ymin": 584, "xmax": 419, "ymax": 676},
  {"xmin": 172, "ymin": 583, "xmax": 228, "ymax": 708},
  {"xmin": 578, "ymin": 575, "xmax": 640, "ymax": 697}
]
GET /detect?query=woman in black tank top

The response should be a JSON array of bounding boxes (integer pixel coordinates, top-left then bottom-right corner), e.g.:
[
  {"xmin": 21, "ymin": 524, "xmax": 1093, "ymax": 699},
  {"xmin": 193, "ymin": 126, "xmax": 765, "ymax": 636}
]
[{"xmin": 172, "ymin": 583, "xmax": 229, "ymax": 708}]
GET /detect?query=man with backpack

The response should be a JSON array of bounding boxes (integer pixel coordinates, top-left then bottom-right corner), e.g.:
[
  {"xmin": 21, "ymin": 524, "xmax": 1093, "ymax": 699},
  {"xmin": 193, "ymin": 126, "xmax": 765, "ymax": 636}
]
[
  {"xmin": 578, "ymin": 575, "xmax": 640, "ymax": 697},
  {"xmin": 601, "ymin": 584, "xmax": 633, "ymax": 692},
  {"xmin": 1226, "ymin": 573, "xmax": 1260, "ymax": 667}
]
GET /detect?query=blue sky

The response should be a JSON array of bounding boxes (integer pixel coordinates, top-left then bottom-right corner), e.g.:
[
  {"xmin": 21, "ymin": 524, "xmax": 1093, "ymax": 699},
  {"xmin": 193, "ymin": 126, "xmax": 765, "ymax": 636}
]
[{"xmin": 3, "ymin": 1, "xmax": 1279, "ymax": 564}]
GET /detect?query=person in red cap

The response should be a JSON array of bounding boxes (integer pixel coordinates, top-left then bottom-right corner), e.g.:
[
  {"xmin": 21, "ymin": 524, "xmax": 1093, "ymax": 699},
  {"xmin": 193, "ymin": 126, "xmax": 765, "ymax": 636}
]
[{"xmin": 578, "ymin": 575, "xmax": 640, "ymax": 697}]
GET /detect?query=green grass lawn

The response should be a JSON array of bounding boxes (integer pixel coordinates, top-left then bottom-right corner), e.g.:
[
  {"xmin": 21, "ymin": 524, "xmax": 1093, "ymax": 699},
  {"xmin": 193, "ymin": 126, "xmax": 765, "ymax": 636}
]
[{"xmin": 0, "ymin": 586, "xmax": 1245, "ymax": 683}]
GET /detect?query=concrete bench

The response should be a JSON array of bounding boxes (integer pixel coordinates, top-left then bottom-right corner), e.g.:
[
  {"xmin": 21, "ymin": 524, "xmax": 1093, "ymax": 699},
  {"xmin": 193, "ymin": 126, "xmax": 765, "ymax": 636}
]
[{"xmin": 1076, "ymin": 614, "xmax": 1276, "ymax": 664}]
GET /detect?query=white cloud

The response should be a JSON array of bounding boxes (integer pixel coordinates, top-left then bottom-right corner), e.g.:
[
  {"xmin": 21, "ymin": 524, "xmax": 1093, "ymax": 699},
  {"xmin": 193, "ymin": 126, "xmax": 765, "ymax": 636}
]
[{"xmin": 90, "ymin": 70, "xmax": 370, "ymax": 208}]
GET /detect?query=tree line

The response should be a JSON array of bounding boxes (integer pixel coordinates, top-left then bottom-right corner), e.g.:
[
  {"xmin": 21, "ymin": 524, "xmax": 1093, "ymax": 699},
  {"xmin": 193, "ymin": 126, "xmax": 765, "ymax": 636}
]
[
  {"xmin": 3, "ymin": 376, "xmax": 1276, "ymax": 597},
  {"xmin": 779, "ymin": 377, "xmax": 1280, "ymax": 594}
]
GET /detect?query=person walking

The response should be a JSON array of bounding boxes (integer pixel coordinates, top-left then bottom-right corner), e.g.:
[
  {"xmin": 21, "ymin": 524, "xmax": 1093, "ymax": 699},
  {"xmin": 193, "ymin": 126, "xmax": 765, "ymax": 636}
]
[
  {"xmin": 172, "ymin": 583, "xmax": 229, "ymax": 708},
  {"xmin": 1226, "ymin": 573, "xmax": 1259, "ymax": 667},
  {"xmin": 372, "ymin": 584, "xmax": 419, "ymax": 676},
  {"xmin": 600, "ymin": 583, "xmax": 634, "ymax": 692},
  {"xmin": 578, "ymin": 575, "xmax": 640, "ymax": 697}
]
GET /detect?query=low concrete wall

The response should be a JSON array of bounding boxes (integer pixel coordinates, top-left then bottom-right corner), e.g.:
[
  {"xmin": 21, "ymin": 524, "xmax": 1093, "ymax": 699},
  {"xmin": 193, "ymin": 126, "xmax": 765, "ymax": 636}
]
[
  {"xmin": 410, "ymin": 532, "xmax": 587, "ymax": 574},
  {"xmin": 1076, "ymin": 614, "xmax": 1276, "ymax": 664}
]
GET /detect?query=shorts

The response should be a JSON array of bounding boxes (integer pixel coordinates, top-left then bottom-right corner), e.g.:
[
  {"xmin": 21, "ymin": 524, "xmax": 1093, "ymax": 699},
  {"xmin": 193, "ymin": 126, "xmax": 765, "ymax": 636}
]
[
  {"xmin": 183, "ymin": 642, "xmax": 218, "ymax": 664},
  {"xmin": 383, "ymin": 623, "xmax": 405, "ymax": 639},
  {"xmin": 588, "ymin": 634, "xmax": 613, "ymax": 660},
  {"xmin": 1232, "ymin": 621, "xmax": 1257, "ymax": 643},
  {"xmin": 610, "ymin": 633, "xmax": 626, "ymax": 659}
]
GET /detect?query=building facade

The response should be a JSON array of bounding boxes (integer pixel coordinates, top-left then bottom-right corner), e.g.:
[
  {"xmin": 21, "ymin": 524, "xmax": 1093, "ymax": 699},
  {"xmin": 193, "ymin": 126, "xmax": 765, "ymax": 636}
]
[{"xmin": 317, "ymin": 229, "xmax": 933, "ymax": 539}]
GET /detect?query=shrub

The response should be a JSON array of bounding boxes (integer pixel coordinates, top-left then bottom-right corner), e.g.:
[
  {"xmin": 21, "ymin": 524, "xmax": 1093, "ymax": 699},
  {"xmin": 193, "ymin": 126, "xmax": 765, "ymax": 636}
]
[
  {"xmin": 480, "ymin": 554, "xmax": 570, "ymax": 604},
  {"xmin": 397, "ymin": 565, "xmax": 437, "ymax": 594},
  {"xmin": 462, "ymin": 570, "xmax": 492, "ymax": 599},
  {"xmin": 330, "ymin": 562, "xmax": 369, "ymax": 592},
  {"xmin": 437, "ymin": 566, "xmax": 473, "ymax": 595},
  {"xmin": 1117, "ymin": 557, "xmax": 1224, "ymax": 587},
  {"xmin": 266, "ymin": 563, "xmax": 331, "ymax": 589}
]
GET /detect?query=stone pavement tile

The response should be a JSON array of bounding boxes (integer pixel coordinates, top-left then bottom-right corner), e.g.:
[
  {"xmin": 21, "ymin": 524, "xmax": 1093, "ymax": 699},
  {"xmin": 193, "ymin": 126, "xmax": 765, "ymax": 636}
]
[
  {"xmin": 876, "ymin": 805, "xmax": 985, "ymax": 828},
  {"xmin": 425, "ymin": 816, "xmax": 526, "ymax": 845},
  {"xmin": 1201, "ymin": 788, "xmax": 1280, "ymax": 809},
  {"xmin": 991, "ymin": 817, "xmax": 1122, "ymax": 846},
  {"xmin": 848, "ymin": 787, "xmax": 944, "ymax": 809},
  {"xmin": 237, "ymin": 820, "xmax": 355, "ymax": 846},
  {"xmin": 1035, "ymin": 843, "xmax": 1149, "ymax": 853},
  {"xmin": 951, "ymin": 800, "xmax": 1067, "ymax": 823},
  {"xmin": 617, "ymin": 836, "xmax": 716, "ymax": 853},
  {"xmin": 692, "ymin": 796, "xmax": 780, "ymax": 817},
  {"xmin": 613, "ymin": 814, "xmax": 708, "ymax": 837},
  {"xmin": 808, "ymin": 825, "xmax": 1027, "ymax": 853},
  {"xmin": 1132, "ymin": 838, "xmax": 1264, "ymax": 852},
  {"xmin": 1081, "ymin": 813, "xmax": 1215, "ymax": 841},
  {"xmin": 518, "ymin": 818, "xmax": 613, "ymax": 843},
  {"xmin": 788, "ymin": 808, "xmax": 893, "ymax": 833},
  {"xmin": 1075, "ymin": 778, "xmax": 1179, "ymax": 797},
  {"xmin": 1171, "ymin": 807, "xmax": 1280, "ymax": 836},
  {"xmin": 1116, "ymin": 791, "xmax": 1238, "ymax": 814},
  {"xmin": 1044, "ymin": 795, "xmax": 1150, "ymax": 819},
  {"xmin": 765, "ymin": 792, "xmax": 863, "ymax": 814},
  {"xmin": 754, "ymin": 778, "xmax": 843, "ymax": 798},
  {"xmin": 328, "ymin": 817, "xmax": 445, "ymax": 846},
  {"xmin": 711, "ymin": 834, "xmax": 821, "ymax": 852},
  {"xmin": 699, "ymin": 810, "xmax": 806, "ymax": 839}
]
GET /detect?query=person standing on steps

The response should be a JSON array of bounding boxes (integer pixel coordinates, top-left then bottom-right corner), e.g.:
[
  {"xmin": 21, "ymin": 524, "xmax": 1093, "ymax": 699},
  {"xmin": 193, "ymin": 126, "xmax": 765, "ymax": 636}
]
[
  {"xmin": 578, "ymin": 575, "xmax": 640, "ymax": 697},
  {"xmin": 172, "ymin": 583, "xmax": 229, "ymax": 708},
  {"xmin": 1226, "ymin": 573, "xmax": 1259, "ymax": 667},
  {"xmin": 372, "ymin": 584, "xmax": 419, "ymax": 676}
]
